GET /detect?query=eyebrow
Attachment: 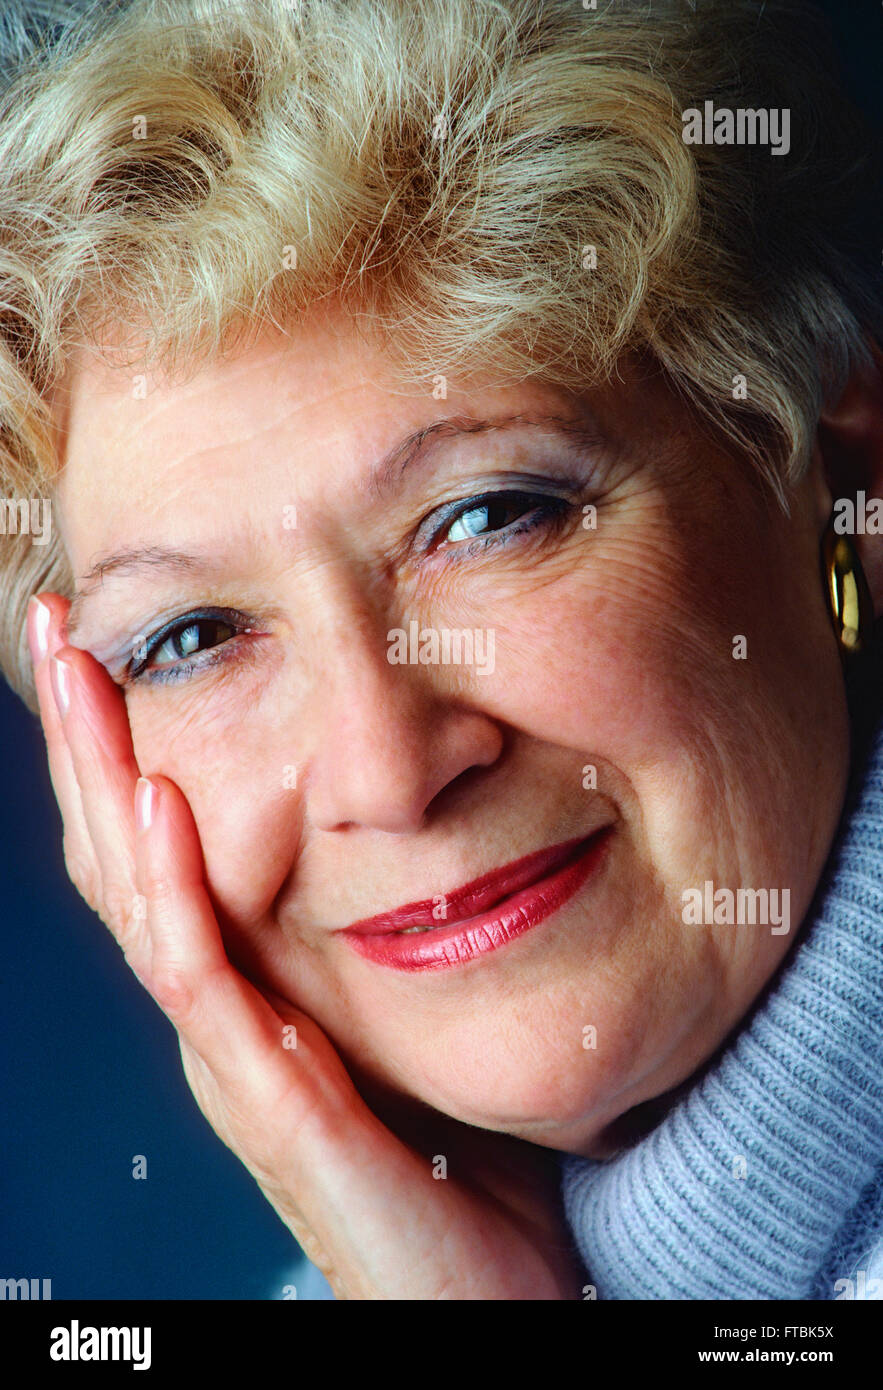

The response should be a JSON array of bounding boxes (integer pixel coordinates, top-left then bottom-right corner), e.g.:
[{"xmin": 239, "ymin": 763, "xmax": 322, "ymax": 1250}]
[
  {"xmin": 366, "ymin": 410, "xmax": 604, "ymax": 498},
  {"xmin": 65, "ymin": 410, "xmax": 604, "ymax": 640}
]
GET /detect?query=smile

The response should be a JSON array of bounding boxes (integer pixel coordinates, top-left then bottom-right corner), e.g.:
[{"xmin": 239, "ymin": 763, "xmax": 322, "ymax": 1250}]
[{"xmin": 338, "ymin": 827, "xmax": 614, "ymax": 972}]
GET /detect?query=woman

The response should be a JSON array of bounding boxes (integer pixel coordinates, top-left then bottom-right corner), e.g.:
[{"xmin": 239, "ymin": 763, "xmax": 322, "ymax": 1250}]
[{"xmin": 1, "ymin": 0, "xmax": 881, "ymax": 1300}]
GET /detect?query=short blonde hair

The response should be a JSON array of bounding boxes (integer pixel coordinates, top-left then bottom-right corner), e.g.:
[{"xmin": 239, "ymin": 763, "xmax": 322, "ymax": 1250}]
[{"xmin": 0, "ymin": 0, "xmax": 879, "ymax": 709}]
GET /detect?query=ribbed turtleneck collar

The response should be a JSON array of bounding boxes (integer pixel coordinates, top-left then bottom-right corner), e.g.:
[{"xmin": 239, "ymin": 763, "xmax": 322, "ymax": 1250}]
[{"xmin": 561, "ymin": 703, "xmax": 883, "ymax": 1300}]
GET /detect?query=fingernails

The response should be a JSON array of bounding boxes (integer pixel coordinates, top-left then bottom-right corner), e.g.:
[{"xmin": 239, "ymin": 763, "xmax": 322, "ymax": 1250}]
[
  {"xmin": 50, "ymin": 655, "xmax": 71, "ymax": 719},
  {"xmin": 135, "ymin": 777, "xmax": 158, "ymax": 834},
  {"xmin": 27, "ymin": 595, "xmax": 51, "ymax": 666}
]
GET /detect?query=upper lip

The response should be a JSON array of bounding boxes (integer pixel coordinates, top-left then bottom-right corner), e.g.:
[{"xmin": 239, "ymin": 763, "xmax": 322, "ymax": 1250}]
[{"xmin": 340, "ymin": 828, "xmax": 611, "ymax": 936}]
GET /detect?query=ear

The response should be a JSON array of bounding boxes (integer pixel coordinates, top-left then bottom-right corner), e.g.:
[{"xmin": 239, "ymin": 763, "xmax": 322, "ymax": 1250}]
[{"xmin": 816, "ymin": 337, "xmax": 883, "ymax": 618}]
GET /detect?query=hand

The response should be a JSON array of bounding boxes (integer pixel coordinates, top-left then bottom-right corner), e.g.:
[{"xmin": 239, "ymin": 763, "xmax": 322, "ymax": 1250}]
[{"xmin": 27, "ymin": 591, "xmax": 585, "ymax": 1300}]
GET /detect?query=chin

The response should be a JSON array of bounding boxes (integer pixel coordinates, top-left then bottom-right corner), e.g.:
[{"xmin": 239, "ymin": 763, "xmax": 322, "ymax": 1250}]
[{"xmin": 409, "ymin": 1047, "xmax": 633, "ymax": 1149}]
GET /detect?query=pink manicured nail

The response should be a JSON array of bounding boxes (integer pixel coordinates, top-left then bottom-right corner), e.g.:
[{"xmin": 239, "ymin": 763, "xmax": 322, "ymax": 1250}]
[
  {"xmin": 135, "ymin": 778, "xmax": 158, "ymax": 833},
  {"xmin": 27, "ymin": 595, "xmax": 51, "ymax": 666},
  {"xmin": 50, "ymin": 655, "xmax": 71, "ymax": 719}
]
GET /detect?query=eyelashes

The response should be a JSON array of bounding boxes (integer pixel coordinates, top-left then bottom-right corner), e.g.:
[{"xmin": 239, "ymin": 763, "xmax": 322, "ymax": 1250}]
[
  {"xmin": 423, "ymin": 489, "xmax": 572, "ymax": 557},
  {"xmin": 128, "ymin": 609, "xmax": 254, "ymax": 685},
  {"xmin": 126, "ymin": 488, "xmax": 579, "ymax": 686}
]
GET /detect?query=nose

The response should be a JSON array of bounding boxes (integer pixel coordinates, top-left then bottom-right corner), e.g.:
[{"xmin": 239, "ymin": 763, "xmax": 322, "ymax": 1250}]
[{"xmin": 302, "ymin": 614, "xmax": 504, "ymax": 834}]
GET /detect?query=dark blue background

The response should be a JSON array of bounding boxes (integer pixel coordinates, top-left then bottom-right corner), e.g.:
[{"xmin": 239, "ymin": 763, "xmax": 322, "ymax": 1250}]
[
  {"xmin": 0, "ymin": 673, "xmax": 299, "ymax": 1298},
  {"xmin": 1, "ymin": 0, "xmax": 880, "ymax": 1300}
]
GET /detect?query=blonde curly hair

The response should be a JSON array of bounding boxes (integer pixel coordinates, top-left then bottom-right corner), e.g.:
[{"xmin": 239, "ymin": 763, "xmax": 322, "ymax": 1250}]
[{"xmin": 0, "ymin": 0, "xmax": 879, "ymax": 709}]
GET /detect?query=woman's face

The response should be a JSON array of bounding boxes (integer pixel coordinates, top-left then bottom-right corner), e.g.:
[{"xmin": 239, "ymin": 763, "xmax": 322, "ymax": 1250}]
[{"xmin": 54, "ymin": 305, "xmax": 849, "ymax": 1157}]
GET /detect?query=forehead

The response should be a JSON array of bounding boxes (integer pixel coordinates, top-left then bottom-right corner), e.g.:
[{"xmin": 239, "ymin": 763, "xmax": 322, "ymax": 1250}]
[
  {"xmin": 53, "ymin": 306, "xmax": 629, "ymax": 556},
  {"xmin": 56, "ymin": 309, "xmax": 392, "ymax": 517}
]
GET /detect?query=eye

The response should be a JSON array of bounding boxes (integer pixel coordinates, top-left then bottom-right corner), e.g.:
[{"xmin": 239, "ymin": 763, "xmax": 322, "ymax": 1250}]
[
  {"xmin": 149, "ymin": 616, "xmax": 234, "ymax": 666},
  {"xmin": 434, "ymin": 490, "xmax": 571, "ymax": 551},
  {"xmin": 130, "ymin": 609, "xmax": 247, "ymax": 683}
]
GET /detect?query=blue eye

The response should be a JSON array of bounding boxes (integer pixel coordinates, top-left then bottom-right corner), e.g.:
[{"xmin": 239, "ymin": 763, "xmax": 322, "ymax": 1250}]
[
  {"xmin": 130, "ymin": 610, "xmax": 246, "ymax": 684},
  {"xmin": 435, "ymin": 491, "xmax": 570, "ymax": 551}
]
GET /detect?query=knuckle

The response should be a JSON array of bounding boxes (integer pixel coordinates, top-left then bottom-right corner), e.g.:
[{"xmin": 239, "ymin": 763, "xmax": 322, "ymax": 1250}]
[
  {"xmin": 150, "ymin": 965, "xmax": 198, "ymax": 1022},
  {"xmin": 102, "ymin": 879, "xmax": 140, "ymax": 935}
]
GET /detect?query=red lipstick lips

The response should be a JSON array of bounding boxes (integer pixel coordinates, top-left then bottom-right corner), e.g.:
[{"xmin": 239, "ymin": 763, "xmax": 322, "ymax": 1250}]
[{"xmin": 339, "ymin": 827, "xmax": 613, "ymax": 972}]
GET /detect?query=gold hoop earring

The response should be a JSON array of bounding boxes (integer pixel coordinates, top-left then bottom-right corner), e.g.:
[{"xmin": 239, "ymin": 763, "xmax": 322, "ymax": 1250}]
[{"xmin": 822, "ymin": 521, "xmax": 875, "ymax": 655}]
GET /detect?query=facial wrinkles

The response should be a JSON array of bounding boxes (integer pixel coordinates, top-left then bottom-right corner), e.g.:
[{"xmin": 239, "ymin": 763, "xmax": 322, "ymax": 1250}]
[{"xmin": 49, "ymin": 323, "xmax": 846, "ymax": 1149}]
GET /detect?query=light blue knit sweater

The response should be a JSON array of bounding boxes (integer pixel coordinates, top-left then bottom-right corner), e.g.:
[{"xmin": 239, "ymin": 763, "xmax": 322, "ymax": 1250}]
[{"xmin": 561, "ymin": 705, "xmax": 883, "ymax": 1300}]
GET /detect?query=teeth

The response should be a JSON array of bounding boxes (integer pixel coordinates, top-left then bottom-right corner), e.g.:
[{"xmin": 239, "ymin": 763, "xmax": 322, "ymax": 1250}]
[{"xmin": 398, "ymin": 923, "xmax": 442, "ymax": 934}]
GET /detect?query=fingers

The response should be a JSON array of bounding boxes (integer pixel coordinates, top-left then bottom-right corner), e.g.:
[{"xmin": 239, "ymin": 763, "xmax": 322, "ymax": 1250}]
[
  {"xmin": 132, "ymin": 777, "xmax": 497, "ymax": 1301},
  {"xmin": 28, "ymin": 591, "xmax": 143, "ymax": 947},
  {"xmin": 133, "ymin": 773, "xmax": 351, "ymax": 1128},
  {"xmin": 53, "ymin": 645, "xmax": 142, "ymax": 923},
  {"xmin": 133, "ymin": 774, "xmax": 230, "ymax": 1008},
  {"xmin": 28, "ymin": 594, "xmax": 98, "ymax": 903}
]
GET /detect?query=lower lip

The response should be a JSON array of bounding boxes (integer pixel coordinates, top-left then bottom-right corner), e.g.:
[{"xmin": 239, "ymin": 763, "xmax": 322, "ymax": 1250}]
[{"xmin": 341, "ymin": 828, "xmax": 613, "ymax": 972}]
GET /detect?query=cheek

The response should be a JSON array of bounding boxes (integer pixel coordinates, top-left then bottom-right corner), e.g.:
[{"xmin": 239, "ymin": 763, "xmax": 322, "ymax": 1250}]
[
  {"xmin": 127, "ymin": 690, "xmax": 302, "ymax": 922},
  {"xmin": 454, "ymin": 536, "xmax": 825, "ymax": 906},
  {"xmin": 456, "ymin": 543, "xmax": 732, "ymax": 768}
]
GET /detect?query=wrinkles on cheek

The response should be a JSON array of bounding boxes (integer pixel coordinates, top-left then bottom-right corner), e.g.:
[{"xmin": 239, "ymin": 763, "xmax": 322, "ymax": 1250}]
[
  {"xmin": 435, "ymin": 532, "xmax": 600, "ymax": 615},
  {"xmin": 124, "ymin": 637, "xmax": 282, "ymax": 744},
  {"xmin": 477, "ymin": 558, "xmax": 685, "ymax": 712},
  {"xmin": 127, "ymin": 694, "xmax": 218, "ymax": 774},
  {"xmin": 132, "ymin": 713, "xmax": 305, "ymax": 934}
]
